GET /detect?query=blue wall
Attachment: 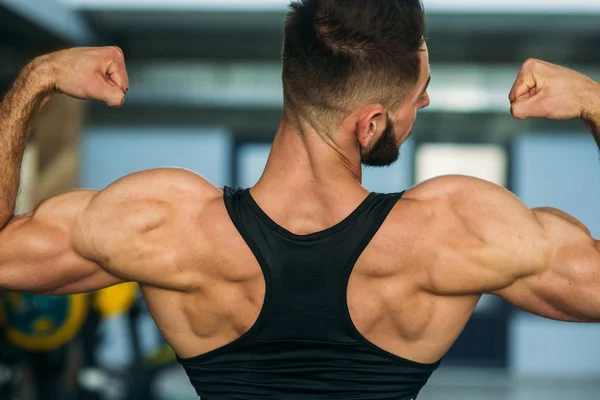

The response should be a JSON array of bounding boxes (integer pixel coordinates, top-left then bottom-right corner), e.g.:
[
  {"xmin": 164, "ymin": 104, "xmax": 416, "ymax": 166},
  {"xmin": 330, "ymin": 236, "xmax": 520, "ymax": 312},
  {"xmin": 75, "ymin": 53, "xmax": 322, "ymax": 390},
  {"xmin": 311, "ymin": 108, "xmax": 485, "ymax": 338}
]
[{"xmin": 82, "ymin": 127, "xmax": 232, "ymax": 190}]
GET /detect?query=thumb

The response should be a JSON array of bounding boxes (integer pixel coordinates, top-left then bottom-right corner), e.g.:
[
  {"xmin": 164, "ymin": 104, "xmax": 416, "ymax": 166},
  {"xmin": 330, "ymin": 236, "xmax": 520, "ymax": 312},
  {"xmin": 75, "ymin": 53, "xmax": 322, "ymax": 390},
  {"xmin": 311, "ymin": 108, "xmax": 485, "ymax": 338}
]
[
  {"xmin": 509, "ymin": 70, "xmax": 537, "ymax": 103},
  {"xmin": 89, "ymin": 77, "xmax": 125, "ymax": 107},
  {"xmin": 103, "ymin": 80, "xmax": 126, "ymax": 108}
]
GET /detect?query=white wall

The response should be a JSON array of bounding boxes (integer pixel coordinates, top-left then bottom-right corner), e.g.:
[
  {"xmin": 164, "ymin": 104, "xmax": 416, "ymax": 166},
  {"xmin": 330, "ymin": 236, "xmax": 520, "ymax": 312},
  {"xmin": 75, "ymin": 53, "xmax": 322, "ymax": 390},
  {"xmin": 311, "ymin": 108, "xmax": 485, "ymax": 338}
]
[{"xmin": 510, "ymin": 133, "xmax": 600, "ymax": 378}]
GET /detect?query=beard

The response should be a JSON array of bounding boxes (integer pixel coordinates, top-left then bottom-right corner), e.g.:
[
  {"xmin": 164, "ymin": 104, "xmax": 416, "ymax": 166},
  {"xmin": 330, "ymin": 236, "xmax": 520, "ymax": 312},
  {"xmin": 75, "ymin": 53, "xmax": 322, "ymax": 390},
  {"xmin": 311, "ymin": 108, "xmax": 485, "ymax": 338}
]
[{"xmin": 361, "ymin": 116, "xmax": 403, "ymax": 167}]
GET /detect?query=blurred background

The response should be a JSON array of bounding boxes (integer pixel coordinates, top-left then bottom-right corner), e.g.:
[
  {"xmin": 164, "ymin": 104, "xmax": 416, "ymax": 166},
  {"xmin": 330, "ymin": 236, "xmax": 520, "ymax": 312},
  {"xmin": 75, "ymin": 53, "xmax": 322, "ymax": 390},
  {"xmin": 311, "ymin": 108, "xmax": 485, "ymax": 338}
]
[{"xmin": 1, "ymin": 0, "xmax": 600, "ymax": 399}]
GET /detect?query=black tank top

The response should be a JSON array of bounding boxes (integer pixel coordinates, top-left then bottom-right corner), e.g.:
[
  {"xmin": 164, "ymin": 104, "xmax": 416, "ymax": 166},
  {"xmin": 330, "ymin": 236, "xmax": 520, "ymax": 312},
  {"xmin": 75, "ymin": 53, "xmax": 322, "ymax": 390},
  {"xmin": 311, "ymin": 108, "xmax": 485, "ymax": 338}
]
[{"xmin": 178, "ymin": 187, "xmax": 441, "ymax": 399}]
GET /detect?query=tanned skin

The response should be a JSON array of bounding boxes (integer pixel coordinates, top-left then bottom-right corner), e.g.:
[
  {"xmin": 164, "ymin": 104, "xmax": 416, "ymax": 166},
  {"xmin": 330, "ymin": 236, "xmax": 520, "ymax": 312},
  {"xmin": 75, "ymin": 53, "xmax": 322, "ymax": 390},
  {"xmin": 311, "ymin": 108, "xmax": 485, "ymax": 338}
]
[{"xmin": 0, "ymin": 47, "xmax": 599, "ymax": 365}]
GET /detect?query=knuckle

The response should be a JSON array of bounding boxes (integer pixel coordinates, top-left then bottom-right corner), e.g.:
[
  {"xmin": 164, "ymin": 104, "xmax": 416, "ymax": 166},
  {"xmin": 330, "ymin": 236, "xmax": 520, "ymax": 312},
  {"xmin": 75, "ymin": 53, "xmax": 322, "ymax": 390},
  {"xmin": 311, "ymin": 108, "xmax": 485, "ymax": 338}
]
[
  {"xmin": 112, "ymin": 46, "xmax": 124, "ymax": 58},
  {"xmin": 510, "ymin": 105, "xmax": 524, "ymax": 120},
  {"xmin": 523, "ymin": 58, "xmax": 539, "ymax": 69}
]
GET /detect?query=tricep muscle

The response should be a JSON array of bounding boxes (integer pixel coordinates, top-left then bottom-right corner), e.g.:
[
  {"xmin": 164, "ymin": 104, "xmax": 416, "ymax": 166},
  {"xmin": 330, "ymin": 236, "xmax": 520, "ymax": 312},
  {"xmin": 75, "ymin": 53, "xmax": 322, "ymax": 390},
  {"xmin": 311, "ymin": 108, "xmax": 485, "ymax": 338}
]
[
  {"xmin": 0, "ymin": 190, "xmax": 122, "ymax": 294},
  {"xmin": 411, "ymin": 175, "xmax": 600, "ymax": 322},
  {"xmin": 495, "ymin": 207, "xmax": 600, "ymax": 322}
]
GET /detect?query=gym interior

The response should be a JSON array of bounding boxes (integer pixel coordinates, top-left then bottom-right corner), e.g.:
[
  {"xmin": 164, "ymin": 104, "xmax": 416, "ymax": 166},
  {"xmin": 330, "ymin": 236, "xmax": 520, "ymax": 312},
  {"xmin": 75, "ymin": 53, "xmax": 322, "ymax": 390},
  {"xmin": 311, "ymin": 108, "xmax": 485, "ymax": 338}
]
[{"xmin": 0, "ymin": 0, "xmax": 599, "ymax": 399}]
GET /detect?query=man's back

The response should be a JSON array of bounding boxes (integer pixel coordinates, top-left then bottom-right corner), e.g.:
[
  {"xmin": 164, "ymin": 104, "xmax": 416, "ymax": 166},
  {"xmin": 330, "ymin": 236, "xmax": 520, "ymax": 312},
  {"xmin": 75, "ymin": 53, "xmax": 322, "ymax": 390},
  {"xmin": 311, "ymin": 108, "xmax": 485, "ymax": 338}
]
[
  {"xmin": 131, "ymin": 168, "xmax": 600, "ymax": 397},
  {"xmin": 145, "ymin": 179, "xmax": 479, "ymax": 367},
  {"xmin": 172, "ymin": 187, "xmax": 443, "ymax": 398},
  {"xmin": 134, "ymin": 180, "xmax": 459, "ymax": 398}
]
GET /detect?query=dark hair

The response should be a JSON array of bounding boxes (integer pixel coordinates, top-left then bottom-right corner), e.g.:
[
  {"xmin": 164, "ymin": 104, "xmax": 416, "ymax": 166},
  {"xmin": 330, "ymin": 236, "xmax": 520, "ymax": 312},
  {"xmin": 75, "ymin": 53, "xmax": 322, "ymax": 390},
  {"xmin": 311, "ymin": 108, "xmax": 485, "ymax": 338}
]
[{"xmin": 282, "ymin": 0, "xmax": 426, "ymax": 132}]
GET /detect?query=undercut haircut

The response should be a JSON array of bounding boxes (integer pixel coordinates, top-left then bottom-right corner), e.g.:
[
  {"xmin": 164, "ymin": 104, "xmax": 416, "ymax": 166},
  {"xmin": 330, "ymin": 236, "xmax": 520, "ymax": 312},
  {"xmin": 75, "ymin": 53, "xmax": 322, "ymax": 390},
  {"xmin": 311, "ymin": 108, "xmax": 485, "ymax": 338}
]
[{"xmin": 282, "ymin": 0, "xmax": 426, "ymax": 133}]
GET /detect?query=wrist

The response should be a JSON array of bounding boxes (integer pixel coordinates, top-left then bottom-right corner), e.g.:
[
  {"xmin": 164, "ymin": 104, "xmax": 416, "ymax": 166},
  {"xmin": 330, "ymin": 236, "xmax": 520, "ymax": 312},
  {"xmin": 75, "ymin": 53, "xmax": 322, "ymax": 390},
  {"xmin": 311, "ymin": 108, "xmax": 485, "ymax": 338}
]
[
  {"xmin": 22, "ymin": 55, "xmax": 57, "ymax": 97},
  {"xmin": 582, "ymin": 79, "xmax": 600, "ymax": 123}
]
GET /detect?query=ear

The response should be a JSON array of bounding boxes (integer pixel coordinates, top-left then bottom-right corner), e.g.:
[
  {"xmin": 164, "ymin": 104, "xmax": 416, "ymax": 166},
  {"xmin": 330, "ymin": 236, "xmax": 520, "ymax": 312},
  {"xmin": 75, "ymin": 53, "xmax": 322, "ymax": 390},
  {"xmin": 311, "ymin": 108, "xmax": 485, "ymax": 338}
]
[{"xmin": 356, "ymin": 105, "xmax": 386, "ymax": 149}]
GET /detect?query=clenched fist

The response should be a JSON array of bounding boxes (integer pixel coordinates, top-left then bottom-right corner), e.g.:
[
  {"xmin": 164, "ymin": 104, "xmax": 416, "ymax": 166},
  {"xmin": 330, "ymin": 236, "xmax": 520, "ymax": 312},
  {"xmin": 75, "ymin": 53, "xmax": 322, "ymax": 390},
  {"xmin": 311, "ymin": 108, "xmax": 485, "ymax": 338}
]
[
  {"xmin": 509, "ymin": 59, "xmax": 600, "ymax": 121},
  {"xmin": 40, "ymin": 47, "xmax": 129, "ymax": 108}
]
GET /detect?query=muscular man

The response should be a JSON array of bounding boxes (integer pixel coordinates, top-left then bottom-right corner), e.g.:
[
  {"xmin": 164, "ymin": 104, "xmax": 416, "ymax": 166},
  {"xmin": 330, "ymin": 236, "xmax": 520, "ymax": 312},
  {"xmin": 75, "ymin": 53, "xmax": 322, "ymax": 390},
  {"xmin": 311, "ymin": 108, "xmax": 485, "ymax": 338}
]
[{"xmin": 1, "ymin": 1, "xmax": 600, "ymax": 399}]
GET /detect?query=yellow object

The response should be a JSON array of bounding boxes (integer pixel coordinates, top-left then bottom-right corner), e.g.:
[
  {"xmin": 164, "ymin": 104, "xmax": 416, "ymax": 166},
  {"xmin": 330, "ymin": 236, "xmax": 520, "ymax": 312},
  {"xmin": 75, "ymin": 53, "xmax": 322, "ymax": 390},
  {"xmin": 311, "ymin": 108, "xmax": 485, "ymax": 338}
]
[
  {"xmin": 145, "ymin": 344, "xmax": 177, "ymax": 367},
  {"xmin": 33, "ymin": 317, "xmax": 54, "ymax": 333},
  {"xmin": 93, "ymin": 282, "xmax": 138, "ymax": 317},
  {"xmin": 5, "ymin": 293, "xmax": 89, "ymax": 351},
  {"xmin": 8, "ymin": 293, "xmax": 23, "ymax": 310}
]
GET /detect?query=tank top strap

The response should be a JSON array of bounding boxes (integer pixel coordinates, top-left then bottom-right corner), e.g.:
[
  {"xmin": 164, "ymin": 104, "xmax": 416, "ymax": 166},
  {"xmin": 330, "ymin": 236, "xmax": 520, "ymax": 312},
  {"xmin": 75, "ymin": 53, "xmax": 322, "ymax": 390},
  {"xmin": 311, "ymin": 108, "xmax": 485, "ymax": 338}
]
[
  {"xmin": 224, "ymin": 187, "xmax": 404, "ymax": 257},
  {"xmin": 223, "ymin": 187, "xmax": 406, "ymax": 343}
]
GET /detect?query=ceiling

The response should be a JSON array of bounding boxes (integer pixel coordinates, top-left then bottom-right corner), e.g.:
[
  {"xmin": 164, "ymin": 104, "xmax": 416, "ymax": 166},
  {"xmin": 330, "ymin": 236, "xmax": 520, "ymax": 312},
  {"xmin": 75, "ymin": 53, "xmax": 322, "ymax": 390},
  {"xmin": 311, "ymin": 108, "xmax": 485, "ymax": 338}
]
[
  {"xmin": 80, "ymin": 10, "xmax": 600, "ymax": 66},
  {"xmin": 2, "ymin": 1, "xmax": 599, "ymax": 141},
  {"xmin": 0, "ymin": 0, "xmax": 93, "ymax": 87}
]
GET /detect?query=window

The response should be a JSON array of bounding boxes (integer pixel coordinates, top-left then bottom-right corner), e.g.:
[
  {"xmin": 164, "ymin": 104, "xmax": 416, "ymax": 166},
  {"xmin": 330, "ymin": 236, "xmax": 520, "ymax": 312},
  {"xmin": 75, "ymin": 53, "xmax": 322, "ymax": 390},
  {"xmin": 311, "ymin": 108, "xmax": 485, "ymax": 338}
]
[{"xmin": 416, "ymin": 143, "xmax": 507, "ymax": 186}]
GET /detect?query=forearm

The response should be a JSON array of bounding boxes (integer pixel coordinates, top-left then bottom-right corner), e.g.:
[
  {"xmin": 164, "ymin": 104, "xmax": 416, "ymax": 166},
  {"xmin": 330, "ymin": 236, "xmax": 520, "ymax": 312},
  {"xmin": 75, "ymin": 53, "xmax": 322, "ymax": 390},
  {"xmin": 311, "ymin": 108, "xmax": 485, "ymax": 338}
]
[
  {"xmin": 0, "ymin": 58, "xmax": 54, "ymax": 227},
  {"xmin": 583, "ymin": 80, "xmax": 600, "ymax": 145}
]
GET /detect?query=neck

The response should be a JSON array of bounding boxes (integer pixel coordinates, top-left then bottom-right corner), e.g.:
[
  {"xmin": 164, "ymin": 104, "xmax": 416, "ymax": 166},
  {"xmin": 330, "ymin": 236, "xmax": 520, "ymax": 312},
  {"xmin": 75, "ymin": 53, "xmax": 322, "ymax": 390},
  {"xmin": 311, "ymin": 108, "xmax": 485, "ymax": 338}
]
[{"xmin": 254, "ymin": 112, "xmax": 367, "ymax": 199}]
